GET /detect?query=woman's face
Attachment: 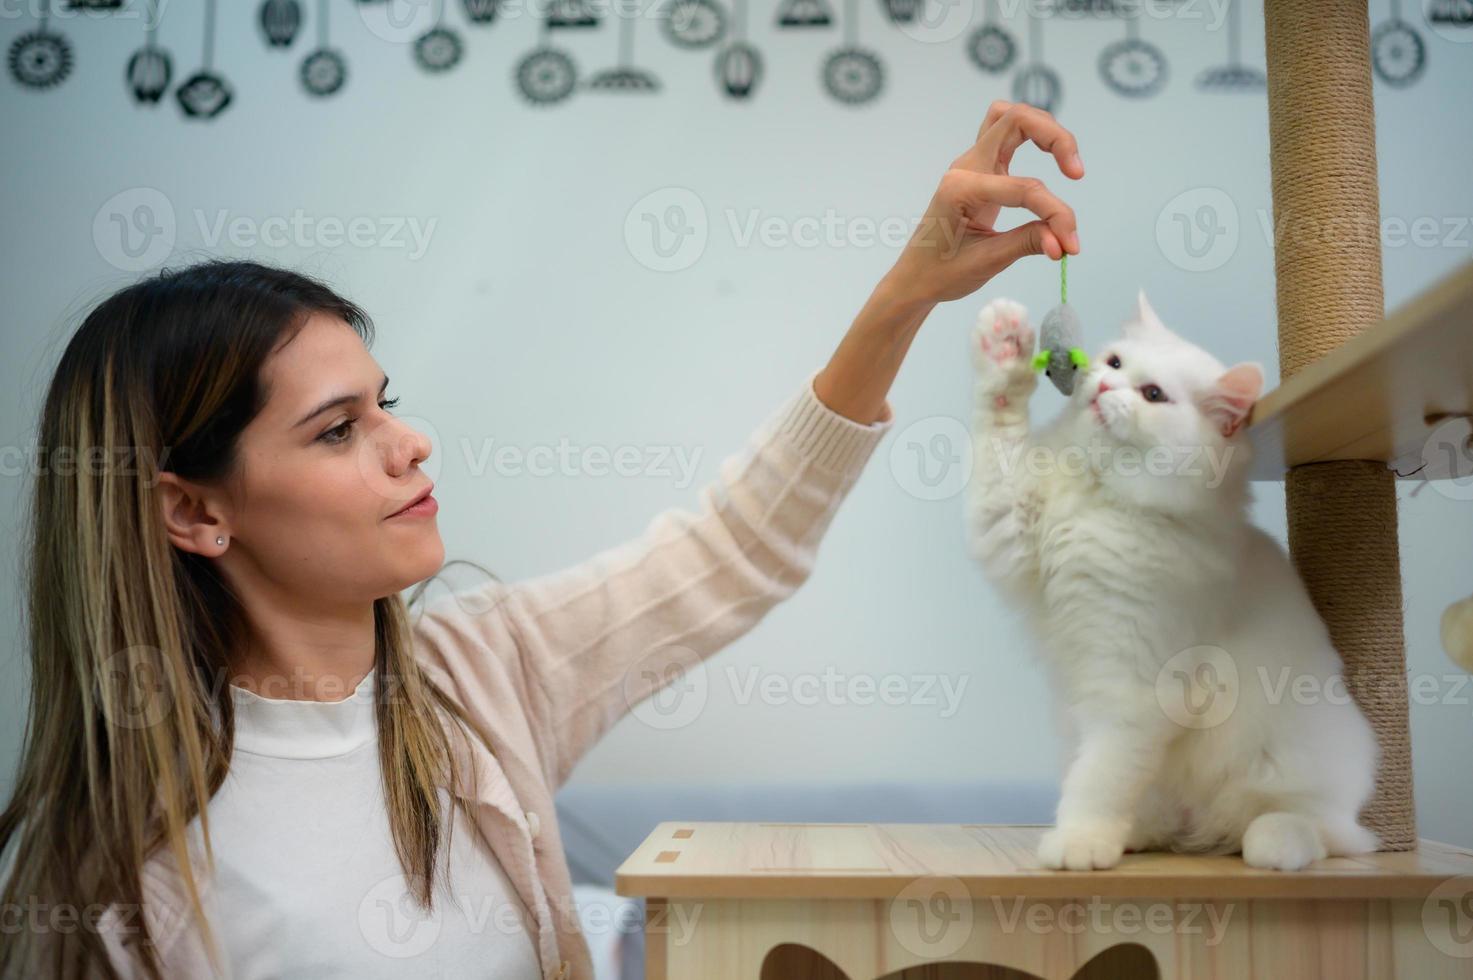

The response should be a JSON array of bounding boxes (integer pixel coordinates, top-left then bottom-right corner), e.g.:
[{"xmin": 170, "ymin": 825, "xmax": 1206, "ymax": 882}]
[{"xmin": 206, "ymin": 313, "xmax": 444, "ymax": 606}]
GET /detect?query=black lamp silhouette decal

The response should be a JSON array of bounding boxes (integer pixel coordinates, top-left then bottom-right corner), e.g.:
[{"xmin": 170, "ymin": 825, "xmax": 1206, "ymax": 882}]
[
  {"xmin": 715, "ymin": 0, "xmax": 761, "ymax": 98},
  {"xmin": 127, "ymin": 0, "xmax": 172, "ymax": 104},
  {"xmin": 463, "ymin": 0, "xmax": 501, "ymax": 25},
  {"xmin": 822, "ymin": 0, "xmax": 883, "ymax": 104},
  {"xmin": 1098, "ymin": 4, "xmax": 1167, "ymax": 98},
  {"xmin": 514, "ymin": 13, "xmax": 579, "ymax": 105},
  {"xmin": 301, "ymin": 0, "xmax": 347, "ymax": 96},
  {"xmin": 587, "ymin": 6, "xmax": 661, "ymax": 92},
  {"xmin": 968, "ymin": 0, "xmax": 1017, "ymax": 74},
  {"xmin": 9, "ymin": 1, "xmax": 73, "ymax": 90},
  {"xmin": 1011, "ymin": 3, "xmax": 1060, "ymax": 113},
  {"xmin": 260, "ymin": 0, "xmax": 302, "ymax": 48},
  {"xmin": 176, "ymin": 0, "xmax": 232, "ymax": 119},
  {"xmin": 1197, "ymin": 0, "xmax": 1264, "ymax": 91}
]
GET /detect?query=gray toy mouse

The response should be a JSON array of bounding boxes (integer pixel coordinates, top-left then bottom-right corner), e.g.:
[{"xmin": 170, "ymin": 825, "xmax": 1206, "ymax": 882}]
[
  {"xmin": 1031, "ymin": 302, "xmax": 1090, "ymax": 395},
  {"xmin": 1030, "ymin": 255, "xmax": 1090, "ymax": 395}
]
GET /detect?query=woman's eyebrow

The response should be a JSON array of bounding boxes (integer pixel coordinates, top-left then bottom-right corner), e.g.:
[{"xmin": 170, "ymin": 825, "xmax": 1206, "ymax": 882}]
[{"xmin": 294, "ymin": 374, "xmax": 390, "ymax": 428}]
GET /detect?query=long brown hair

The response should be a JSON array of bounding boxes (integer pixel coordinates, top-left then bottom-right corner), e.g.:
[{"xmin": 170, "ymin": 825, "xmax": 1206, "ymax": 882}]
[{"xmin": 1, "ymin": 259, "xmax": 485, "ymax": 979}]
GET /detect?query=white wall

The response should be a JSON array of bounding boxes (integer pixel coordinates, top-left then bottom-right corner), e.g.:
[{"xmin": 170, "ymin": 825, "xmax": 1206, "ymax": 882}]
[{"xmin": 1, "ymin": 0, "xmax": 1469, "ymax": 847}]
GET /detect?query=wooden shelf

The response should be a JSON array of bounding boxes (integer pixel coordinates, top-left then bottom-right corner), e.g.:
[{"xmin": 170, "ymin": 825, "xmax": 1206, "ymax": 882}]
[
  {"xmin": 1246, "ymin": 259, "xmax": 1473, "ymax": 481},
  {"xmin": 616, "ymin": 822, "xmax": 1473, "ymax": 901}
]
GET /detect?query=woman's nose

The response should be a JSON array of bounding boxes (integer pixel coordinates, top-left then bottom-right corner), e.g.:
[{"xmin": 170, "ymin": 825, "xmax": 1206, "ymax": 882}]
[{"xmin": 380, "ymin": 418, "xmax": 432, "ymax": 475}]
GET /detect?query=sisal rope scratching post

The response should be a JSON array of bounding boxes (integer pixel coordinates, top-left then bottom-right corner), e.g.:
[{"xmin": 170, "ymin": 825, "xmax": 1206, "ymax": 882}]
[{"xmin": 1264, "ymin": 0, "xmax": 1416, "ymax": 849}]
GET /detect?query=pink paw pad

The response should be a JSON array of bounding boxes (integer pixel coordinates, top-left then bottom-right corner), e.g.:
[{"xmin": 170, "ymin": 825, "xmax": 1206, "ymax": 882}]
[{"xmin": 994, "ymin": 395, "xmax": 1009, "ymax": 409}]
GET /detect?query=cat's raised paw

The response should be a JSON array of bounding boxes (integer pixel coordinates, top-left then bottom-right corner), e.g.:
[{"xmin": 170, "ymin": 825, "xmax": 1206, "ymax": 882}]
[
  {"xmin": 1037, "ymin": 825, "xmax": 1126, "ymax": 871},
  {"xmin": 973, "ymin": 299, "xmax": 1037, "ymax": 396}
]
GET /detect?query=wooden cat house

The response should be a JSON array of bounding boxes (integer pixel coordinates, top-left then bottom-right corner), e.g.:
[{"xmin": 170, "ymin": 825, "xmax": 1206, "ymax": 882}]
[{"xmin": 615, "ymin": 1, "xmax": 1473, "ymax": 976}]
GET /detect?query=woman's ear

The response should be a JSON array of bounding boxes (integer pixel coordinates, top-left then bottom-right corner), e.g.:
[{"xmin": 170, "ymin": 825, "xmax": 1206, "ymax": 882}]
[
  {"xmin": 1200, "ymin": 362, "xmax": 1264, "ymax": 438},
  {"xmin": 155, "ymin": 471, "xmax": 231, "ymax": 556}
]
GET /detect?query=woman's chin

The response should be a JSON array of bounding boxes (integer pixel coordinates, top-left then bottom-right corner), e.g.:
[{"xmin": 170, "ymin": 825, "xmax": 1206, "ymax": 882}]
[{"xmin": 388, "ymin": 533, "xmax": 447, "ymax": 588}]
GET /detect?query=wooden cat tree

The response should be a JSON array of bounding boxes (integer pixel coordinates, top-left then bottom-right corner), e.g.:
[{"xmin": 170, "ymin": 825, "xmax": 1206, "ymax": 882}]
[{"xmin": 615, "ymin": 1, "xmax": 1473, "ymax": 976}]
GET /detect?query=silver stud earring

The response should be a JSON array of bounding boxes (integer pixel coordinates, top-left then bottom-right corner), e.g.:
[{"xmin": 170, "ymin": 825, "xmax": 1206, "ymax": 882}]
[{"xmin": 216, "ymin": 535, "xmax": 226, "ymax": 546}]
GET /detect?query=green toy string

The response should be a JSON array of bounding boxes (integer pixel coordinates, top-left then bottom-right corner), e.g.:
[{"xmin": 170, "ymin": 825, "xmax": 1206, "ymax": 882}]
[{"xmin": 1060, "ymin": 252, "xmax": 1067, "ymax": 304}]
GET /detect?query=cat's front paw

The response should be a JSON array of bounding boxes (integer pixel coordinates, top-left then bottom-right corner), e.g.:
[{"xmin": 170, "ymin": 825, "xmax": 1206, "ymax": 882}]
[
  {"xmin": 1037, "ymin": 824, "xmax": 1126, "ymax": 871},
  {"xmin": 972, "ymin": 298, "xmax": 1038, "ymax": 399},
  {"xmin": 1241, "ymin": 813, "xmax": 1327, "ymax": 871}
]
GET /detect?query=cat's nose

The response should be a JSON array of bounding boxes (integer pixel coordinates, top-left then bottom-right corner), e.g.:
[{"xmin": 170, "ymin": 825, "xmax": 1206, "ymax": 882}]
[{"xmin": 1097, "ymin": 379, "xmax": 1112, "ymax": 396}]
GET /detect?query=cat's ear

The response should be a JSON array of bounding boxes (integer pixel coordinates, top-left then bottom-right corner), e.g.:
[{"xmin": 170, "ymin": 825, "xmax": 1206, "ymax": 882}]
[
  {"xmin": 1124, "ymin": 288, "xmax": 1173, "ymax": 341},
  {"xmin": 1200, "ymin": 362, "xmax": 1264, "ymax": 438}
]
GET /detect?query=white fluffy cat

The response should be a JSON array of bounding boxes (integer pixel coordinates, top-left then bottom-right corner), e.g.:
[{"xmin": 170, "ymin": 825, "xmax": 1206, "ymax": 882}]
[{"xmin": 966, "ymin": 291, "xmax": 1379, "ymax": 872}]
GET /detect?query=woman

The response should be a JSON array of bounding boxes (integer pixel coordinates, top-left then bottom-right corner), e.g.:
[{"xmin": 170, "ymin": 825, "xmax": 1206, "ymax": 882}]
[{"xmin": 0, "ymin": 104, "xmax": 1081, "ymax": 980}]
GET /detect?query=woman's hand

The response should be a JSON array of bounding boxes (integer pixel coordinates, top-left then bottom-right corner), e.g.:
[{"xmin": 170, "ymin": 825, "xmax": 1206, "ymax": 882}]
[
  {"xmin": 884, "ymin": 100, "xmax": 1084, "ymax": 307},
  {"xmin": 812, "ymin": 102, "xmax": 1084, "ymax": 425}
]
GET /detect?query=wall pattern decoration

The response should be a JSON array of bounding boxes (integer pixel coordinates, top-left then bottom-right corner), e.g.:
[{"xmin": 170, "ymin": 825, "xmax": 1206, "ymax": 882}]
[
  {"xmin": 822, "ymin": 0, "xmax": 883, "ymax": 104},
  {"xmin": 8, "ymin": 3, "xmax": 72, "ymax": 90},
  {"xmin": 176, "ymin": 0, "xmax": 232, "ymax": 118},
  {"xmin": 126, "ymin": 0, "xmax": 172, "ymax": 103},
  {"xmin": 4, "ymin": 0, "xmax": 1441, "ymax": 117}
]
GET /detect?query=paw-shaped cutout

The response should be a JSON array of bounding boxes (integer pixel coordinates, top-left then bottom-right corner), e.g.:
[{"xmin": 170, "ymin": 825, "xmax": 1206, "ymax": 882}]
[{"xmin": 758, "ymin": 939, "xmax": 1160, "ymax": 979}]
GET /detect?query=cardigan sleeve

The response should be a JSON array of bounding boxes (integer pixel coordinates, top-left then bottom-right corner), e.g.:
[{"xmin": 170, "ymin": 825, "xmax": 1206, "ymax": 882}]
[{"xmin": 421, "ymin": 368, "xmax": 894, "ymax": 790}]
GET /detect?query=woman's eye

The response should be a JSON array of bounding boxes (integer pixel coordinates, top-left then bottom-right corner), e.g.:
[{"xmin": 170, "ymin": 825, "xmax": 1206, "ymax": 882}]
[
  {"xmin": 1106, "ymin": 354, "xmax": 1122, "ymax": 369},
  {"xmin": 1141, "ymin": 384, "xmax": 1168, "ymax": 403},
  {"xmin": 320, "ymin": 419, "xmax": 354, "ymax": 444},
  {"xmin": 320, "ymin": 397, "xmax": 399, "ymax": 444}
]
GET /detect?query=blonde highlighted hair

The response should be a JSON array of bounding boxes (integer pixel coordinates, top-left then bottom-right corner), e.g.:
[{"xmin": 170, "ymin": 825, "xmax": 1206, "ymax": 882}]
[{"xmin": 0, "ymin": 259, "xmax": 487, "ymax": 979}]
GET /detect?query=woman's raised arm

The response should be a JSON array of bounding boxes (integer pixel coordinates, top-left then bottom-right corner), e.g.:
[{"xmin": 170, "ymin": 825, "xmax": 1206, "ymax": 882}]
[{"xmin": 416, "ymin": 103, "xmax": 1083, "ymax": 789}]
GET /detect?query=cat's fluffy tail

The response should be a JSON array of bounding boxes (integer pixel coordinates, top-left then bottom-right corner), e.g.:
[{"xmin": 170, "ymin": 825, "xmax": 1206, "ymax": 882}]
[{"xmin": 1318, "ymin": 815, "xmax": 1380, "ymax": 856}]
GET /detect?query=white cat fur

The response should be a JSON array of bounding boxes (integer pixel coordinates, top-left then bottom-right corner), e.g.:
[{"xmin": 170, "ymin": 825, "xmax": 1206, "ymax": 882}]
[{"xmin": 966, "ymin": 291, "xmax": 1379, "ymax": 872}]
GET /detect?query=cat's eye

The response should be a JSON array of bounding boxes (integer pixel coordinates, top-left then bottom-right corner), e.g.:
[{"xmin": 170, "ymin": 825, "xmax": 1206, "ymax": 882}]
[
  {"xmin": 1141, "ymin": 384, "xmax": 1169, "ymax": 403},
  {"xmin": 1106, "ymin": 354, "xmax": 1122, "ymax": 369}
]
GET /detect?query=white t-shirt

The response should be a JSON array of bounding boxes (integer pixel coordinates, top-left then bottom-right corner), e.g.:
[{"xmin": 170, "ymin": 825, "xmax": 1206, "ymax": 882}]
[{"xmin": 192, "ymin": 668, "xmax": 543, "ymax": 979}]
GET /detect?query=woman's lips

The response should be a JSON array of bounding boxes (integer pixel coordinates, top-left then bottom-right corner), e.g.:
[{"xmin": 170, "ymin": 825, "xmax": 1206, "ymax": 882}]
[{"xmin": 388, "ymin": 491, "xmax": 438, "ymax": 519}]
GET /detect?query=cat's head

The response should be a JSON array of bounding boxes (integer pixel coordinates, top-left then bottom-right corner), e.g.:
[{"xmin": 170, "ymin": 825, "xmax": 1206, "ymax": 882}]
[{"xmin": 1060, "ymin": 289, "xmax": 1263, "ymax": 511}]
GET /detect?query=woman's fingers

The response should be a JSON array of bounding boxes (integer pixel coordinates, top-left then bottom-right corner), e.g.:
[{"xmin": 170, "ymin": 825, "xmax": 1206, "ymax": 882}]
[
  {"xmin": 943, "ymin": 169, "xmax": 1078, "ymax": 256},
  {"xmin": 954, "ymin": 100, "xmax": 1085, "ymax": 182},
  {"xmin": 884, "ymin": 107, "xmax": 1081, "ymax": 305},
  {"xmin": 991, "ymin": 219, "xmax": 1061, "ymax": 265}
]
